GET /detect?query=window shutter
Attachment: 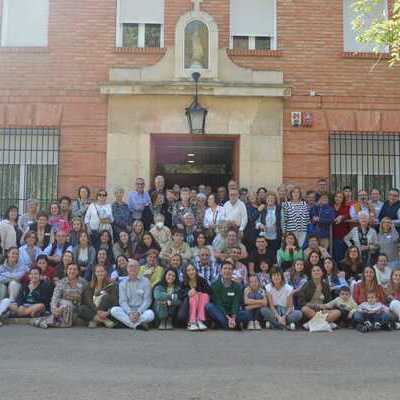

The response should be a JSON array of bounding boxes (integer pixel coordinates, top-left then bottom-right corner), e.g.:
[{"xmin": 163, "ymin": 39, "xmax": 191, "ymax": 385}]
[
  {"xmin": 118, "ymin": 0, "xmax": 164, "ymax": 24},
  {"xmin": 2, "ymin": 0, "xmax": 49, "ymax": 47},
  {"xmin": 230, "ymin": 0, "xmax": 275, "ymax": 37},
  {"xmin": 343, "ymin": 0, "xmax": 388, "ymax": 52}
]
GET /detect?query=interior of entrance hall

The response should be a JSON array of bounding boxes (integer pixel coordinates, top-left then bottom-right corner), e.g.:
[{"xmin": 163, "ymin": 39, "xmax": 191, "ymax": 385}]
[{"xmin": 151, "ymin": 135, "xmax": 239, "ymax": 189}]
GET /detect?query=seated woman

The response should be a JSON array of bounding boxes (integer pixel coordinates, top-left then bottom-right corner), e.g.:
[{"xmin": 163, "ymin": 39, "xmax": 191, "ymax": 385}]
[
  {"xmin": 191, "ymin": 231, "xmax": 215, "ymax": 262},
  {"xmin": 95, "ymin": 230, "xmax": 115, "ymax": 264},
  {"xmin": 153, "ymin": 268, "xmax": 181, "ymax": 330},
  {"xmin": 139, "ymin": 249, "xmax": 164, "ymax": 288},
  {"xmin": 168, "ymin": 254, "xmax": 185, "ymax": 283},
  {"xmin": 130, "ymin": 220, "xmax": 145, "ymax": 254},
  {"xmin": 68, "ymin": 217, "xmax": 85, "ymax": 248},
  {"xmin": 377, "ymin": 217, "xmax": 400, "ymax": 270},
  {"xmin": 72, "ymin": 231, "xmax": 96, "ymax": 278},
  {"xmin": 134, "ymin": 232, "xmax": 162, "ymax": 263},
  {"xmin": 304, "ymin": 250, "xmax": 322, "ymax": 277},
  {"xmin": 385, "ymin": 269, "xmax": 400, "ymax": 329},
  {"xmin": 113, "ymin": 230, "xmax": 134, "ymax": 260},
  {"xmin": 179, "ymin": 264, "xmax": 212, "ymax": 331},
  {"xmin": 160, "ymin": 228, "xmax": 192, "ymax": 267},
  {"xmin": 244, "ymin": 274, "xmax": 268, "ymax": 330},
  {"xmin": 227, "ymin": 247, "xmax": 248, "ymax": 288},
  {"xmin": 339, "ymin": 246, "xmax": 364, "ymax": 283},
  {"xmin": 0, "ymin": 267, "xmax": 52, "ymax": 322},
  {"xmin": 54, "ymin": 250, "xmax": 74, "ymax": 282},
  {"xmin": 32, "ymin": 263, "xmax": 87, "ymax": 328},
  {"xmin": 84, "ymin": 248, "xmax": 113, "ymax": 281},
  {"xmin": 277, "ymin": 232, "xmax": 304, "ymax": 271},
  {"xmin": 352, "ymin": 266, "xmax": 386, "ymax": 305},
  {"xmin": 78, "ymin": 264, "xmax": 117, "ymax": 328},
  {"xmin": 323, "ymin": 257, "xmax": 347, "ymax": 296},
  {"xmin": 35, "ymin": 255, "xmax": 56, "ymax": 283},
  {"xmin": 264, "ymin": 269, "xmax": 303, "ymax": 330},
  {"xmin": 28, "ymin": 211, "xmax": 52, "ymax": 250},
  {"xmin": 285, "ymin": 260, "xmax": 308, "ymax": 307},
  {"xmin": 0, "ymin": 247, "xmax": 29, "ymax": 302},
  {"xmin": 297, "ymin": 265, "xmax": 340, "ymax": 329},
  {"xmin": 110, "ymin": 255, "xmax": 129, "ymax": 283},
  {"xmin": 19, "ymin": 231, "xmax": 43, "ymax": 270},
  {"xmin": 43, "ymin": 229, "xmax": 72, "ymax": 266}
]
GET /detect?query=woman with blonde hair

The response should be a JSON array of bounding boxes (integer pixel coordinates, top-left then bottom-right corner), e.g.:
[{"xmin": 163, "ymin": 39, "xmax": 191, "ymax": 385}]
[{"xmin": 377, "ymin": 217, "xmax": 399, "ymax": 269}]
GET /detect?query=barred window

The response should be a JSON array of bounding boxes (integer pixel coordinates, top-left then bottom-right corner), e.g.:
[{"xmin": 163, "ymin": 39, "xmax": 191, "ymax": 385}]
[{"xmin": 0, "ymin": 128, "xmax": 59, "ymax": 216}]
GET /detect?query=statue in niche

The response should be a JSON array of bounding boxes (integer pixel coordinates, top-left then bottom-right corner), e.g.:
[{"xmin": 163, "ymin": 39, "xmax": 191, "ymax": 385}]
[{"xmin": 184, "ymin": 20, "xmax": 209, "ymax": 69}]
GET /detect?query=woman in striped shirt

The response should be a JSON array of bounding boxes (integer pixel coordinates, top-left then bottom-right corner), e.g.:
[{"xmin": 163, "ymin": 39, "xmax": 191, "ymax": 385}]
[{"xmin": 281, "ymin": 186, "xmax": 310, "ymax": 248}]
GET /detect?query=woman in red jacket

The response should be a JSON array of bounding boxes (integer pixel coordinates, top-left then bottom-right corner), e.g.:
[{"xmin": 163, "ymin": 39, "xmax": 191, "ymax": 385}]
[
  {"xmin": 332, "ymin": 191, "xmax": 350, "ymax": 264},
  {"xmin": 352, "ymin": 266, "xmax": 386, "ymax": 305}
]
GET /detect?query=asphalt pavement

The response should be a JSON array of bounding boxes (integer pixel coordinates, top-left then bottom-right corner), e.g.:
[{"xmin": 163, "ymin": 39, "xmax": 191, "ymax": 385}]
[{"xmin": 0, "ymin": 326, "xmax": 399, "ymax": 400}]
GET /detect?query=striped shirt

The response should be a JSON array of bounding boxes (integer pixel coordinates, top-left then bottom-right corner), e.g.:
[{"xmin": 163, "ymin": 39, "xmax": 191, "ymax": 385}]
[{"xmin": 281, "ymin": 201, "xmax": 310, "ymax": 233}]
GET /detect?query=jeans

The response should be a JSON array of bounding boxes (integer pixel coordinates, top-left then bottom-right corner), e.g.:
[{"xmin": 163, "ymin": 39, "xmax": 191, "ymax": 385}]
[
  {"xmin": 352, "ymin": 311, "xmax": 391, "ymax": 326},
  {"xmin": 262, "ymin": 306, "xmax": 303, "ymax": 328},
  {"xmin": 110, "ymin": 306, "xmax": 154, "ymax": 329},
  {"xmin": 205, "ymin": 303, "xmax": 249, "ymax": 329},
  {"xmin": 245, "ymin": 307, "xmax": 269, "ymax": 322},
  {"xmin": 0, "ymin": 281, "xmax": 21, "ymax": 302},
  {"xmin": 0, "ymin": 298, "xmax": 11, "ymax": 316},
  {"xmin": 332, "ymin": 239, "xmax": 346, "ymax": 264}
]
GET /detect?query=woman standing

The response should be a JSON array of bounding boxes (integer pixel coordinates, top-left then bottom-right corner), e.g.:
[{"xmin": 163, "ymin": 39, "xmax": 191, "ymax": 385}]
[
  {"xmin": 281, "ymin": 186, "xmax": 310, "ymax": 248},
  {"xmin": 32, "ymin": 263, "xmax": 87, "ymax": 328},
  {"xmin": 4, "ymin": 206, "xmax": 22, "ymax": 247},
  {"xmin": 71, "ymin": 185, "xmax": 91, "ymax": 219},
  {"xmin": 179, "ymin": 264, "xmax": 212, "ymax": 331},
  {"xmin": 78, "ymin": 264, "xmax": 117, "ymax": 328},
  {"xmin": 243, "ymin": 193, "xmax": 260, "ymax": 253},
  {"xmin": 332, "ymin": 191, "xmax": 350, "ymax": 264},
  {"xmin": 84, "ymin": 190, "xmax": 113, "ymax": 246},
  {"xmin": 153, "ymin": 268, "xmax": 181, "ymax": 330},
  {"xmin": 203, "ymin": 193, "xmax": 224, "ymax": 241},
  {"xmin": 72, "ymin": 231, "xmax": 96, "ymax": 278},
  {"xmin": 377, "ymin": 217, "xmax": 399, "ymax": 269}
]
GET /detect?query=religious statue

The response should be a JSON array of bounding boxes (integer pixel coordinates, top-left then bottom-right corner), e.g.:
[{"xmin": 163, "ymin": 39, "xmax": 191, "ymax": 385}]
[{"xmin": 185, "ymin": 21, "xmax": 209, "ymax": 69}]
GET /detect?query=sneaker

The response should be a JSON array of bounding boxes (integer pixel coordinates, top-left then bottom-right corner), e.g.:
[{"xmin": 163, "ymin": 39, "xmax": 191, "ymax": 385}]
[
  {"xmin": 302, "ymin": 322, "xmax": 310, "ymax": 331},
  {"xmin": 394, "ymin": 322, "xmax": 400, "ymax": 330},
  {"xmin": 88, "ymin": 320, "xmax": 97, "ymax": 329},
  {"xmin": 288, "ymin": 322, "xmax": 296, "ymax": 331},
  {"xmin": 188, "ymin": 322, "xmax": 199, "ymax": 331},
  {"xmin": 103, "ymin": 318, "xmax": 115, "ymax": 329},
  {"xmin": 364, "ymin": 321, "xmax": 373, "ymax": 330},
  {"xmin": 329, "ymin": 322, "xmax": 338, "ymax": 330},
  {"xmin": 247, "ymin": 321, "xmax": 255, "ymax": 330},
  {"xmin": 30, "ymin": 318, "xmax": 42, "ymax": 328},
  {"xmin": 254, "ymin": 320, "xmax": 262, "ymax": 330},
  {"xmin": 158, "ymin": 320, "xmax": 167, "ymax": 330},
  {"xmin": 197, "ymin": 321, "xmax": 207, "ymax": 331},
  {"xmin": 265, "ymin": 321, "xmax": 271, "ymax": 329},
  {"xmin": 39, "ymin": 320, "xmax": 48, "ymax": 329},
  {"xmin": 374, "ymin": 322, "xmax": 382, "ymax": 331}
]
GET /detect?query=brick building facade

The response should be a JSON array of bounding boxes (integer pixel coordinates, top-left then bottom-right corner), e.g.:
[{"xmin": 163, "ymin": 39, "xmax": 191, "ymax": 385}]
[{"xmin": 0, "ymin": 0, "xmax": 399, "ymax": 209}]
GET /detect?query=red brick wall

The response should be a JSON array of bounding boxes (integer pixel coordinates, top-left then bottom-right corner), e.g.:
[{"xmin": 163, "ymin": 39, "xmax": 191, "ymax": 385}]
[{"xmin": 0, "ymin": 0, "xmax": 399, "ymax": 196}]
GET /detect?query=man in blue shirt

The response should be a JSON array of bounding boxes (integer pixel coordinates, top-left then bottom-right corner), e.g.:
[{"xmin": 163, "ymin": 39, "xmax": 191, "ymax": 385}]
[{"xmin": 127, "ymin": 178, "xmax": 152, "ymax": 221}]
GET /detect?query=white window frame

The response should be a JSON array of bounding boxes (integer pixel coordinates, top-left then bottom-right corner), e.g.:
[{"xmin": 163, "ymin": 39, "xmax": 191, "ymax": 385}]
[
  {"xmin": 115, "ymin": 0, "xmax": 164, "ymax": 48},
  {"xmin": 1, "ymin": 0, "xmax": 49, "ymax": 47},
  {"xmin": 229, "ymin": 0, "xmax": 277, "ymax": 50}
]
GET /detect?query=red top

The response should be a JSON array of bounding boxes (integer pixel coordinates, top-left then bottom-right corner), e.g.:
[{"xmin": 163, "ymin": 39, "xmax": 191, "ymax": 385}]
[
  {"xmin": 332, "ymin": 203, "xmax": 350, "ymax": 239},
  {"xmin": 353, "ymin": 282, "xmax": 386, "ymax": 305}
]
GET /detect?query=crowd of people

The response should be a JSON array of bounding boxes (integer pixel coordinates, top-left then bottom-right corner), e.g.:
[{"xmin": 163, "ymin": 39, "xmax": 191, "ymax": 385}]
[{"xmin": 0, "ymin": 175, "xmax": 400, "ymax": 333}]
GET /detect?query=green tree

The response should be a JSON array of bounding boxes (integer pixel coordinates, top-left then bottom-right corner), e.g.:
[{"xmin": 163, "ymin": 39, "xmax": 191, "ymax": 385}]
[{"xmin": 352, "ymin": 0, "xmax": 400, "ymax": 65}]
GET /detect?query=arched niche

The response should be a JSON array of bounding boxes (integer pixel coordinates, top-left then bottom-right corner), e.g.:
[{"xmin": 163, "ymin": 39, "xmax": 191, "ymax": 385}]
[{"xmin": 175, "ymin": 10, "xmax": 218, "ymax": 79}]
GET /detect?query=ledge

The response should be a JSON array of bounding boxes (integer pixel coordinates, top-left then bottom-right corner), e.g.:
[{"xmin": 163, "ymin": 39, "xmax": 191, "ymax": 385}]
[
  {"xmin": 0, "ymin": 47, "xmax": 50, "ymax": 54},
  {"xmin": 227, "ymin": 49, "xmax": 283, "ymax": 57},
  {"xmin": 113, "ymin": 47, "xmax": 167, "ymax": 55},
  {"xmin": 100, "ymin": 79, "xmax": 291, "ymax": 97},
  {"xmin": 341, "ymin": 51, "xmax": 390, "ymax": 59}
]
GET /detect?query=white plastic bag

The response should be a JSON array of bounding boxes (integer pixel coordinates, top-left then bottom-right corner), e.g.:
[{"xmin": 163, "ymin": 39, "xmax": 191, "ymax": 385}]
[{"xmin": 308, "ymin": 311, "xmax": 332, "ymax": 332}]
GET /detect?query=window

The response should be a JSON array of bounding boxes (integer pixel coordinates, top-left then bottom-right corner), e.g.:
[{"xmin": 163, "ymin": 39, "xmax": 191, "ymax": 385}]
[
  {"xmin": 116, "ymin": 0, "xmax": 164, "ymax": 48},
  {"xmin": 330, "ymin": 132, "xmax": 400, "ymax": 195},
  {"xmin": 343, "ymin": 0, "xmax": 388, "ymax": 52},
  {"xmin": 1, "ymin": 0, "xmax": 49, "ymax": 47},
  {"xmin": 0, "ymin": 128, "xmax": 59, "ymax": 215},
  {"xmin": 230, "ymin": 0, "xmax": 276, "ymax": 50}
]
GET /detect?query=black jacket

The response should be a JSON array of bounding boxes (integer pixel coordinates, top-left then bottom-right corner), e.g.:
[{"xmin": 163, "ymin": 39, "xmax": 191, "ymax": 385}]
[
  {"xmin": 16, "ymin": 280, "xmax": 53, "ymax": 309},
  {"xmin": 179, "ymin": 276, "xmax": 213, "ymax": 300}
]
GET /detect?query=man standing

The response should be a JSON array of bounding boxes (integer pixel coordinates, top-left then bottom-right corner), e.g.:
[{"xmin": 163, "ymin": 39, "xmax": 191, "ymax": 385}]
[
  {"xmin": 206, "ymin": 261, "xmax": 248, "ymax": 330},
  {"xmin": 111, "ymin": 260, "xmax": 154, "ymax": 329},
  {"xmin": 127, "ymin": 178, "xmax": 152, "ymax": 221},
  {"xmin": 222, "ymin": 189, "xmax": 248, "ymax": 235},
  {"xmin": 149, "ymin": 175, "xmax": 166, "ymax": 200},
  {"xmin": 379, "ymin": 188, "xmax": 400, "ymax": 232}
]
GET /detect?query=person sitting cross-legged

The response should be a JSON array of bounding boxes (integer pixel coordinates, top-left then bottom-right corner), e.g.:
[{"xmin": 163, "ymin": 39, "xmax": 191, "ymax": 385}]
[
  {"xmin": 205, "ymin": 261, "xmax": 248, "ymax": 330},
  {"xmin": 110, "ymin": 259, "xmax": 154, "ymax": 330}
]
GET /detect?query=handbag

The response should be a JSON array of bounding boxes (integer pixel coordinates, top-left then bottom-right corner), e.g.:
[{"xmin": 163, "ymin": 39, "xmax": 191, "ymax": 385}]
[{"xmin": 308, "ymin": 311, "xmax": 332, "ymax": 332}]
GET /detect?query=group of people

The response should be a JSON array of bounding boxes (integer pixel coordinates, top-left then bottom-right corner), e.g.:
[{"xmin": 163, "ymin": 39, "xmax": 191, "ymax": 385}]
[{"xmin": 0, "ymin": 175, "xmax": 400, "ymax": 334}]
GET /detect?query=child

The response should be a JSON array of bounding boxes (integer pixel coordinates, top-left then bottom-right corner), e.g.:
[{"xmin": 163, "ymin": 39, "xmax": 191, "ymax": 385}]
[
  {"xmin": 264, "ymin": 269, "xmax": 303, "ymax": 330},
  {"xmin": 244, "ymin": 275, "xmax": 268, "ymax": 330},
  {"xmin": 256, "ymin": 260, "xmax": 271, "ymax": 289},
  {"xmin": 354, "ymin": 289, "xmax": 391, "ymax": 332},
  {"xmin": 320, "ymin": 286, "xmax": 357, "ymax": 327},
  {"xmin": 373, "ymin": 253, "xmax": 391, "ymax": 288}
]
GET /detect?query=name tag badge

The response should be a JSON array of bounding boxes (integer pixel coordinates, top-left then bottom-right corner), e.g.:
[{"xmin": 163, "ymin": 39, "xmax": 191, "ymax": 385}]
[{"xmin": 227, "ymin": 292, "xmax": 235, "ymax": 297}]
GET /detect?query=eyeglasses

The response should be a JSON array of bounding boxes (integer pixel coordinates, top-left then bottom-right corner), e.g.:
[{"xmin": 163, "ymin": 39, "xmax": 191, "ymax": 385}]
[{"xmin": 98, "ymin": 193, "xmax": 107, "ymax": 197}]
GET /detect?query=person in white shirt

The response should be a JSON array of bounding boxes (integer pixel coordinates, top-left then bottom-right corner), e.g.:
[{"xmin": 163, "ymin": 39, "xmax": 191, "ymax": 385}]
[{"xmin": 222, "ymin": 189, "xmax": 248, "ymax": 234}]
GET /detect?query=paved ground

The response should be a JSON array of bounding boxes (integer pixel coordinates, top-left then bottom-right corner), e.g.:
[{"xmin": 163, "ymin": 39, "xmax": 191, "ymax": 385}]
[{"xmin": 0, "ymin": 326, "xmax": 399, "ymax": 400}]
